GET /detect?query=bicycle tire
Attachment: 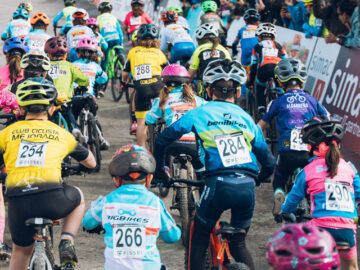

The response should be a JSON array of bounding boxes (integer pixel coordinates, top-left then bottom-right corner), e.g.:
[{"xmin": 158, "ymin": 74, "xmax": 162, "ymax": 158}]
[
  {"xmin": 147, "ymin": 125, "xmax": 155, "ymax": 154},
  {"xmin": 29, "ymin": 247, "xmax": 55, "ymax": 270},
  {"xmin": 178, "ymin": 167, "xmax": 190, "ymax": 247},
  {"xmin": 111, "ymin": 55, "xmax": 124, "ymax": 102},
  {"xmin": 88, "ymin": 114, "xmax": 102, "ymax": 172}
]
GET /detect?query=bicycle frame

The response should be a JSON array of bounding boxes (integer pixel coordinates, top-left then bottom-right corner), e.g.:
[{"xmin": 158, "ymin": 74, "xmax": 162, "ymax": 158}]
[{"xmin": 106, "ymin": 45, "xmax": 124, "ymax": 79}]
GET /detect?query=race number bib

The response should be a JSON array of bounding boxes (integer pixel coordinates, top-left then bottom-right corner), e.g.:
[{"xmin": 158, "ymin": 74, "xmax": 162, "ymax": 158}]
[
  {"xmin": 325, "ymin": 180, "xmax": 354, "ymax": 212},
  {"xmin": 48, "ymin": 64, "xmax": 60, "ymax": 79},
  {"xmin": 113, "ymin": 225, "xmax": 146, "ymax": 259},
  {"xmin": 172, "ymin": 110, "xmax": 187, "ymax": 123},
  {"xmin": 262, "ymin": 47, "xmax": 278, "ymax": 57},
  {"xmin": 221, "ymin": 10, "xmax": 231, "ymax": 17},
  {"xmin": 203, "ymin": 50, "xmax": 220, "ymax": 60},
  {"xmin": 13, "ymin": 26, "xmax": 28, "ymax": 37},
  {"xmin": 290, "ymin": 128, "xmax": 308, "ymax": 151},
  {"xmin": 242, "ymin": 30, "xmax": 256, "ymax": 39},
  {"xmin": 135, "ymin": 64, "xmax": 151, "ymax": 80},
  {"xmin": 15, "ymin": 140, "xmax": 48, "ymax": 167},
  {"xmin": 30, "ymin": 39, "xmax": 45, "ymax": 50},
  {"xmin": 214, "ymin": 132, "xmax": 252, "ymax": 167},
  {"xmin": 103, "ymin": 23, "xmax": 115, "ymax": 33},
  {"xmin": 130, "ymin": 16, "xmax": 141, "ymax": 26}
]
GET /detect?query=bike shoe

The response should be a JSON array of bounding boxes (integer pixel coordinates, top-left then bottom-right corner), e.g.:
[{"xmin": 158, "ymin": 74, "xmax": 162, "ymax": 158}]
[
  {"xmin": 100, "ymin": 139, "xmax": 110, "ymax": 151},
  {"xmin": 59, "ymin": 239, "xmax": 78, "ymax": 267},
  {"xmin": 272, "ymin": 189, "xmax": 285, "ymax": 217},
  {"xmin": 0, "ymin": 242, "xmax": 11, "ymax": 261},
  {"xmin": 129, "ymin": 122, "xmax": 137, "ymax": 135},
  {"xmin": 98, "ymin": 90, "xmax": 105, "ymax": 98},
  {"xmin": 72, "ymin": 128, "xmax": 85, "ymax": 144}
]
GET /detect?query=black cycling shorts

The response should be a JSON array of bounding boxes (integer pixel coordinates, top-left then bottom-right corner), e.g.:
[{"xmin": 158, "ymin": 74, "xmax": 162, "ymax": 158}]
[
  {"xmin": 134, "ymin": 76, "xmax": 164, "ymax": 118},
  {"xmin": 166, "ymin": 141, "xmax": 204, "ymax": 171},
  {"xmin": 8, "ymin": 183, "xmax": 81, "ymax": 247}
]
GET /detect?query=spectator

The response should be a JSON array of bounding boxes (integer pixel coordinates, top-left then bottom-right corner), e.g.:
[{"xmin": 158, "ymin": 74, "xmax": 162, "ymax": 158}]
[
  {"xmin": 302, "ymin": 0, "xmax": 328, "ymax": 38},
  {"xmin": 256, "ymin": 0, "xmax": 284, "ymax": 26},
  {"xmin": 313, "ymin": 0, "xmax": 348, "ymax": 36},
  {"xmin": 325, "ymin": 0, "xmax": 360, "ymax": 47},
  {"xmin": 281, "ymin": 0, "xmax": 308, "ymax": 32}
]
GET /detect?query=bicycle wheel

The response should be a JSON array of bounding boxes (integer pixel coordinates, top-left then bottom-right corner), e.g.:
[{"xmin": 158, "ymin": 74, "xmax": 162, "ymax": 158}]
[
  {"xmin": 87, "ymin": 114, "xmax": 101, "ymax": 172},
  {"xmin": 111, "ymin": 55, "xmax": 124, "ymax": 102},
  {"xmin": 28, "ymin": 244, "xmax": 55, "ymax": 270},
  {"xmin": 178, "ymin": 168, "xmax": 190, "ymax": 247},
  {"xmin": 147, "ymin": 125, "xmax": 155, "ymax": 153}
]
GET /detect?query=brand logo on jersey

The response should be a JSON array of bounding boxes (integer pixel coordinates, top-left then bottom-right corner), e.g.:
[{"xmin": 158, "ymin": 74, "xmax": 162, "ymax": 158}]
[
  {"xmin": 207, "ymin": 120, "xmax": 247, "ymax": 129},
  {"xmin": 223, "ymin": 113, "xmax": 231, "ymax": 119},
  {"xmin": 118, "ymin": 209, "xmax": 136, "ymax": 216}
]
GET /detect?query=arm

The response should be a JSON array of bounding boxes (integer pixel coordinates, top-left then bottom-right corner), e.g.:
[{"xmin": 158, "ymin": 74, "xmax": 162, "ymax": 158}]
[
  {"xmin": 159, "ymin": 199, "xmax": 181, "ymax": 243},
  {"xmin": 71, "ymin": 64, "xmax": 89, "ymax": 87},
  {"xmin": 248, "ymin": 48, "xmax": 259, "ymax": 85},
  {"xmin": 145, "ymin": 98, "xmax": 162, "ymax": 125},
  {"xmin": 69, "ymin": 143, "xmax": 96, "ymax": 168},
  {"xmin": 281, "ymin": 169, "xmax": 308, "ymax": 213},
  {"xmin": 53, "ymin": 11, "xmax": 64, "ymax": 27},
  {"xmin": 160, "ymin": 29, "xmax": 168, "ymax": 52},
  {"xmin": 95, "ymin": 64, "xmax": 108, "ymax": 85},
  {"xmin": 122, "ymin": 59, "xmax": 131, "ymax": 83},
  {"xmin": 348, "ymin": 161, "xmax": 360, "ymax": 199},
  {"xmin": 100, "ymin": 35, "xmax": 108, "ymax": 52},
  {"xmin": 1, "ymin": 23, "xmax": 11, "ymax": 40},
  {"xmin": 82, "ymin": 196, "xmax": 105, "ymax": 230},
  {"xmin": 344, "ymin": 18, "xmax": 360, "ymax": 48}
]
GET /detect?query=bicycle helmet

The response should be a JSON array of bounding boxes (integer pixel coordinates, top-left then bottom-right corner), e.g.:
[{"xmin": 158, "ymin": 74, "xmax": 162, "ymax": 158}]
[
  {"xmin": 301, "ymin": 115, "xmax": 344, "ymax": 146},
  {"xmin": 64, "ymin": 0, "xmax": 76, "ymax": 6},
  {"xmin": 45, "ymin": 36, "xmax": 68, "ymax": 55},
  {"xmin": 18, "ymin": 3, "xmax": 33, "ymax": 12},
  {"xmin": 20, "ymin": 53, "xmax": 51, "ymax": 71},
  {"xmin": 137, "ymin": 24, "xmax": 159, "ymax": 40},
  {"xmin": 30, "ymin": 12, "xmax": 50, "ymax": 26},
  {"xmin": 267, "ymin": 223, "xmax": 340, "ymax": 270},
  {"xmin": 131, "ymin": 30, "xmax": 138, "ymax": 42},
  {"xmin": 256, "ymin": 22, "xmax": 276, "ymax": 38},
  {"xmin": 162, "ymin": 64, "xmax": 190, "ymax": 85},
  {"xmin": 203, "ymin": 59, "xmax": 247, "ymax": 88},
  {"xmin": 13, "ymin": 8, "xmax": 29, "ymax": 20},
  {"xmin": 202, "ymin": 0, "xmax": 218, "ymax": 12},
  {"xmin": 168, "ymin": 5, "xmax": 183, "ymax": 14},
  {"xmin": 243, "ymin": 8, "xmax": 260, "ymax": 23},
  {"xmin": 76, "ymin": 37, "xmax": 98, "ymax": 51},
  {"xmin": 109, "ymin": 144, "xmax": 156, "ymax": 180},
  {"xmin": 275, "ymin": 58, "xmax": 307, "ymax": 84},
  {"xmin": 87, "ymin": 17, "xmax": 99, "ymax": 27},
  {"xmin": 72, "ymin": 8, "xmax": 89, "ymax": 20},
  {"xmin": 131, "ymin": 0, "xmax": 145, "ymax": 6},
  {"xmin": 16, "ymin": 78, "xmax": 58, "ymax": 110},
  {"xmin": 195, "ymin": 23, "xmax": 218, "ymax": 40},
  {"xmin": 161, "ymin": 10, "xmax": 178, "ymax": 23},
  {"xmin": 3, "ymin": 37, "xmax": 29, "ymax": 55},
  {"xmin": 97, "ymin": 1, "xmax": 112, "ymax": 12}
]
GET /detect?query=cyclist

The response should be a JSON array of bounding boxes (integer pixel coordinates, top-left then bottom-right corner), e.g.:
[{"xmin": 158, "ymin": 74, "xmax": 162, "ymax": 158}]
[
  {"xmin": 53, "ymin": 0, "xmax": 77, "ymax": 36},
  {"xmin": 160, "ymin": 10, "xmax": 195, "ymax": 64},
  {"xmin": 280, "ymin": 116, "xmax": 359, "ymax": 270},
  {"xmin": 1, "ymin": 8, "xmax": 31, "ymax": 40},
  {"xmin": 199, "ymin": 1, "xmax": 227, "ymax": 46},
  {"xmin": 0, "ymin": 37, "xmax": 29, "ymax": 91},
  {"xmin": 167, "ymin": 5, "xmax": 189, "ymax": 31},
  {"xmin": 189, "ymin": 23, "xmax": 231, "ymax": 98},
  {"xmin": 302, "ymin": 0, "xmax": 328, "ymax": 38},
  {"xmin": 45, "ymin": 36, "xmax": 89, "ymax": 139},
  {"xmin": 145, "ymin": 64, "xmax": 206, "ymax": 177},
  {"xmin": 2, "ymin": 78, "xmax": 95, "ymax": 270},
  {"xmin": 153, "ymin": 59, "xmax": 276, "ymax": 270},
  {"xmin": 267, "ymin": 223, "xmax": 340, "ymax": 269},
  {"xmin": 258, "ymin": 58, "xmax": 328, "ymax": 222},
  {"xmin": 82, "ymin": 144, "xmax": 180, "ymax": 269},
  {"xmin": 17, "ymin": 3, "xmax": 33, "ymax": 15},
  {"xmin": 87, "ymin": 17, "xmax": 108, "ymax": 56},
  {"xmin": 25, "ymin": 12, "xmax": 51, "ymax": 54},
  {"xmin": 96, "ymin": 1, "xmax": 123, "ymax": 70},
  {"xmin": 123, "ymin": 0, "xmax": 153, "ymax": 38},
  {"xmin": 247, "ymin": 23, "xmax": 286, "ymax": 110},
  {"xmin": 73, "ymin": 37, "xmax": 109, "ymax": 150},
  {"xmin": 122, "ymin": 24, "xmax": 167, "ymax": 148}
]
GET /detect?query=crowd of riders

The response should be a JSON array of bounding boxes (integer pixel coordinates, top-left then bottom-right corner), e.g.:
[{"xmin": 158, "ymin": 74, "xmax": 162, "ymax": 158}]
[{"xmin": 0, "ymin": 0, "xmax": 358, "ymax": 270}]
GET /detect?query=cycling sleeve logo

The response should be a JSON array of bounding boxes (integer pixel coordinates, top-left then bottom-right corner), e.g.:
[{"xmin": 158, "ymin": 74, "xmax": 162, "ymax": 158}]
[{"xmin": 118, "ymin": 209, "xmax": 136, "ymax": 216}]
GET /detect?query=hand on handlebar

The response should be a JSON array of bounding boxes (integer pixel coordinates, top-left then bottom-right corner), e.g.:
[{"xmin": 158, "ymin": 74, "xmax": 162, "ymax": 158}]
[
  {"xmin": 153, "ymin": 169, "xmax": 170, "ymax": 187},
  {"xmin": 274, "ymin": 211, "xmax": 296, "ymax": 224}
]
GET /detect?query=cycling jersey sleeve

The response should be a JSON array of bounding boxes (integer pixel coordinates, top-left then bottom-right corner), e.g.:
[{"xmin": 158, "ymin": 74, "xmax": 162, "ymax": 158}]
[
  {"xmin": 71, "ymin": 63, "xmax": 89, "ymax": 87},
  {"xmin": 282, "ymin": 169, "xmax": 308, "ymax": 214},
  {"xmin": 124, "ymin": 59, "xmax": 131, "ymax": 72},
  {"xmin": 99, "ymin": 34, "xmax": 108, "ymax": 52},
  {"xmin": 82, "ymin": 195, "xmax": 106, "ymax": 230},
  {"xmin": 144, "ymin": 13, "xmax": 154, "ymax": 24},
  {"xmin": 233, "ymin": 29, "xmax": 242, "ymax": 44},
  {"xmin": 189, "ymin": 47, "xmax": 201, "ymax": 71},
  {"xmin": 69, "ymin": 143, "xmax": 89, "ymax": 162},
  {"xmin": 95, "ymin": 64, "xmax": 108, "ymax": 85},
  {"xmin": 262, "ymin": 99, "xmax": 279, "ymax": 123},
  {"xmin": 145, "ymin": 98, "xmax": 162, "ymax": 125},
  {"xmin": 316, "ymin": 101, "xmax": 327, "ymax": 115},
  {"xmin": 53, "ymin": 11, "xmax": 63, "ymax": 26},
  {"xmin": 115, "ymin": 21, "xmax": 123, "ymax": 45},
  {"xmin": 348, "ymin": 161, "xmax": 360, "ymax": 199},
  {"xmin": 1, "ymin": 23, "xmax": 11, "ymax": 40},
  {"xmin": 159, "ymin": 199, "xmax": 181, "ymax": 243}
]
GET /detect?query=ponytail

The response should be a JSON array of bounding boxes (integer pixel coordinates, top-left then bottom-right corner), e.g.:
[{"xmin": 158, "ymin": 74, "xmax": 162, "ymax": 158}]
[
  {"xmin": 159, "ymin": 85, "xmax": 171, "ymax": 112},
  {"xmin": 8, "ymin": 55, "xmax": 22, "ymax": 83},
  {"xmin": 181, "ymin": 83, "xmax": 196, "ymax": 106},
  {"xmin": 210, "ymin": 37, "xmax": 220, "ymax": 58},
  {"xmin": 325, "ymin": 141, "xmax": 341, "ymax": 178}
]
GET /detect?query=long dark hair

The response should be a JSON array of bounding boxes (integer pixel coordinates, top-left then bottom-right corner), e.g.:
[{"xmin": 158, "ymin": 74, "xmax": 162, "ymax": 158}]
[
  {"xmin": 198, "ymin": 36, "xmax": 220, "ymax": 58},
  {"xmin": 325, "ymin": 141, "xmax": 341, "ymax": 178},
  {"xmin": 7, "ymin": 54, "xmax": 22, "ymax": 83}
]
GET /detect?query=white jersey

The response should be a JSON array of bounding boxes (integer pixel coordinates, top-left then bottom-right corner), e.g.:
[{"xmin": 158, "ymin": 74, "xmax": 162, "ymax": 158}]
[
  {"xmin": 66, "ymin": 25, "xmax": 95, "ymax": 49},
  {"xmin": 177, "ymin": 16, "xmax": 189, "ymax": 31},
  {"xmin": 160, "ymin": 23, "xmax": 194, "ymax": 51}
]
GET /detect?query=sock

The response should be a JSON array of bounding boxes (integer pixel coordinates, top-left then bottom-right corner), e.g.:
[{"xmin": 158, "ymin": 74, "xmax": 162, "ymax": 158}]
[
  {"xmin": 0, "ymin": 216, "xmax": 4, "ymax": 243},
  {"xmin": 60, "ymin": 233, "xmax": 74, "ymax": 244}
]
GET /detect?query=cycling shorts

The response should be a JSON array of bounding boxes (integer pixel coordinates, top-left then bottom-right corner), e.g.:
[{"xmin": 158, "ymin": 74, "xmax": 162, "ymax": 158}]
[
  {"xmin": 197, "ymin": 174, "xmax": 255, "ymax": 229},
  {"xmin": 166, "ymin": 141, "xmax": 203, "ymax": 171},
  {"xmin": 256, "ymin": 64, "xmax": 277, "ymax": 86},
  {"xmin": 71, "ymin": 96, "xmax": 98, "ymax": 120},
  {"xmin": 134, "ymin": 76, "xmax": 163, "ymax": 118},
  {"xmin": 321, "ymin": 227, "xmax": 357, "ymax": 259},
  {"xmin": 170, "ymin": 42, "xmax": 195, "ymax": 64},
  {"xmin": 8, "ymin": 183, "xmax": 81, "ymax": 246}
]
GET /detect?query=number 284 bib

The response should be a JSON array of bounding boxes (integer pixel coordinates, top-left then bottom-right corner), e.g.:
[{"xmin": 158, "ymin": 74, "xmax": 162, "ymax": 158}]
[{"xmin": 113, "ymin": 225, "xmax": 146, "ymax": 259}]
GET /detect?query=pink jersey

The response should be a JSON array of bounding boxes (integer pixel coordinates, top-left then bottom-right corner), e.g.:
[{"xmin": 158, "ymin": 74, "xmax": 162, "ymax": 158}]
[
  {"xmin": 0, "ymin": 65, "xmax": 24, "ymax": 91},
  {"xmin": 124, "ymin": 11, "xmax": 153, "ymax": 34}
]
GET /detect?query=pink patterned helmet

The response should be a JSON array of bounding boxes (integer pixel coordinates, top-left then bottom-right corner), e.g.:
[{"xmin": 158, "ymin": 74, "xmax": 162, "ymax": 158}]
[
  {"xmin": 76, "ymin": 37, "xmax": 98, "ymax": 52},
  {"xmin": 0, "ymin": 89, "xmax": 19, "ymax": 113},
  {"xmin": 161, "ymin": 64, "xmax": 190, "ymax": 85},
  {"xmin": 87, "ymin": 17, "xmax": 99, "ymax": 27},
  {"xmin": 267, "ymin": 223, "xmax": 340, "ymax": 270}
]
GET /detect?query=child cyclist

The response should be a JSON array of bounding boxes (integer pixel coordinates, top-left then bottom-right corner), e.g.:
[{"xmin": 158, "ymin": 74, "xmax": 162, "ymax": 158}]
[
  {"xmin": 25, "ymin": 12, "xmax": 51, "ymax": 54},
  {"xmin": 82, "ymin": 144, "xmax": 181, "ymax": 270},
  {"xmin": 73, "ymin": 37, "xmax": 110, "ymax": 150},
  {"xmin": 122, "ymin": 24, "xmax": 167, "ymax": 148},
  {"xmin": 267, "ymin": 223, "xmax": 340, "ymax": 269},
  {"xmin": 280, "ymin": 116, "xmax": 360, "ymax": 270},
  {"xmin": 145, "ymin": 64, "xmax": 206, "ymax": 177},
  {"xmin": 87, "ymin": 18, "xmax": 108, "ymax": 57},
  {"xmin": 53, "ymin": 0, "xmax": 77, "ymax": 36},
  {"xmin": 258, "ymin": 58, "xmax": 327, "ymax": 221},
  {"xmin": 167, "ymin": 5, "xmax": 189, "ymax": 31},
  {"xmin": 1, "ymin": 8, "xmax": 31, "ymax": 40},
  {"xmin": 123, "ymin": 0, "xmax": 153, "ymax": 39}
]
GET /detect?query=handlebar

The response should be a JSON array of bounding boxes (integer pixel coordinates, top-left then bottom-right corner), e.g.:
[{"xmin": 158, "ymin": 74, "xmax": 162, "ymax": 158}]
[{"xmin": 61, "ymin": 163, "xmax": 85, "ymax": 177}]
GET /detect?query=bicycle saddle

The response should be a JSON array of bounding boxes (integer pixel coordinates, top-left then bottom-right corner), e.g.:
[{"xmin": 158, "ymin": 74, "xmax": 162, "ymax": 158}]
[
  {"xmin": 215, "ymin": 221, "xmax": 246, "ymax": 236},
  {"xmin": 25, "ymin": 217, "xmax": 53, "ymax": 227}
]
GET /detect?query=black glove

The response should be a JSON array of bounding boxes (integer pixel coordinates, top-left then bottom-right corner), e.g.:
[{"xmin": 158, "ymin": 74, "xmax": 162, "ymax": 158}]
[
  {"xmin": 153, "ymin": 168, "xmax": 170, "ymax": 187},
  {"xmin": 83, "ymin": 225, "xmax": 105, "ymax": 234},
  {"xmin": 232, "ymin": 43, "xmax": 238, "ymax": 56},
  {"xmin": 79, "ymin": 164, "xmax": 94, "ymax": 174},
  {"xmin": 274, "ymin": 212, "xmax": 296, "ymax": 224}
]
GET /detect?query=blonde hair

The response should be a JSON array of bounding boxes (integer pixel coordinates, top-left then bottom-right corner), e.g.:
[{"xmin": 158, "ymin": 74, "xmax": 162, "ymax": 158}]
[
  {"xmin": 137, "ymin": 39, "xmax": 160, "ymax": 49},
  {"xmin": 159, "ymin": 83, "xmax": 196, "ymax": 112}
]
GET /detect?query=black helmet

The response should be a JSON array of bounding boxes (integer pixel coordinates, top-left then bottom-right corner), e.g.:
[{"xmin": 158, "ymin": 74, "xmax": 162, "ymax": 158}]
[
  {"xmin": 275, "ymin": 58, "xmax": 307, "ymax": 84},
  {"xmin": 109, "ymin": 144, "xmax": 156, "ymax": 180},
  {"xmin": 138, "ymin": 24, "xmax": 159, "ymax": 40},
  {"xmin": 244, "ymin": 8, "xmax": 260, "ymax": 23},
  {"xmin": 98, "ymin": 1, "xmax": 112, "ymax": 12},
  {"xmin": 301, "ymin": 115, "xmax": 344, "ymax": 146}
]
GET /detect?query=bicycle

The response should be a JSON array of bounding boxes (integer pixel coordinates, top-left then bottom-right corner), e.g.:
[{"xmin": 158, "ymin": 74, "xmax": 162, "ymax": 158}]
[{"xmin": 53, "ymin": 25, "xmax": 63, "ymax": 36}]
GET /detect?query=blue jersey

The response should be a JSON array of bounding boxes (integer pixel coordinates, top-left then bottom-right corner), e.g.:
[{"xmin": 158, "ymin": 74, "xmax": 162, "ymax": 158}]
[
  {"xmin": 155, "ymin": 100, "xmax": 275, "ymax": 176},
  {"xmin": 1, "ymin": 18, "xmax": 31, "ymax": 39},
  {"xmin": 25, "ymin": 29, "xmax": 51, "ymax": 54},
  {"xmin": 262, "ymin": 88, "xmax": 327, "ymax": 152},
  {"xmin": 82, "ymin": 184, "xmax": 181, "ymax": 270},
  {"xmin": 97, "ymin": 13, "xmax": 123, "ymax": 44},
  {"xmin": 234, "ymin": 24, "xmax": 258, "ymax": 66},
  {"xmin": 53, "ymin": 6, "xmax": 77, "ymax": 26}
]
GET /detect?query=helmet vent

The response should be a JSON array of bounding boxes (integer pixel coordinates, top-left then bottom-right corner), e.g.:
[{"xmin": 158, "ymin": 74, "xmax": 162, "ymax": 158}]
[{"xmin": 275, "ymin": 250, "xmax": 292, "ymax": 257}]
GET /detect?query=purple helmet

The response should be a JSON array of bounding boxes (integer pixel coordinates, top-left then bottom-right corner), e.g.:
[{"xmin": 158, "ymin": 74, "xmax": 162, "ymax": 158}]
[
  {"xmin": 76, "ymin": 37, "xmax": 98, "ymax": 51},
  {"xmin": 161, "ymin": 64, "xmax": 190, "ymax": 85},
  {"xmin": 267, "ymin": 223, "xmax": 340, "ymax": 270}
]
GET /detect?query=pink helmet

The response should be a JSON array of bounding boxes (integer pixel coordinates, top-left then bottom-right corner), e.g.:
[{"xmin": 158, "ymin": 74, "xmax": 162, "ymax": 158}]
[
  {"xmin": 267, "ymin": 223, "xmax": 340, "ymax": 270},
  {"xmin": 76, "ymin": 37, "xmax": 98, "ymax": 51},
  {"xmin": 87, "ymin": 17, "xmax": 99, "ymax": 27},
  {"xmin": 161, "ymin": 64, "xmax": 190, "ymax": 86},
  {"xmin": 0, "ymin": 90, "xmax": 19, "ymax": 113}
]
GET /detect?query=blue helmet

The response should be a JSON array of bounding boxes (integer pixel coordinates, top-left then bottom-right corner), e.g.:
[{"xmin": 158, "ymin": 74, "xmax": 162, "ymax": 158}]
[
  {"xmin": 13, "ymin": 8, "xmax": 29, "ymax": 19},
  {"xmin": 137, "ymin": 24, "xmax": 159, "ymax": 40},
  {"xmin": 3, "ymin": 37, "xmax": 29, "ymax": 55},
  {"xmin": 243, "ymin": 8, "xmax": 260, "ymax": 22}
]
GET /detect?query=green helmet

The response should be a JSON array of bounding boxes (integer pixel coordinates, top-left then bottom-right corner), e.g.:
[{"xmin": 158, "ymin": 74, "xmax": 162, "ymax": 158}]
[
  {"xmin": 202, "ymin": 1, "xmax": 218, "ymax": 13},
  {"xmin": 168, "ymin": 5, "xmax": 183, "ymax": 14}
]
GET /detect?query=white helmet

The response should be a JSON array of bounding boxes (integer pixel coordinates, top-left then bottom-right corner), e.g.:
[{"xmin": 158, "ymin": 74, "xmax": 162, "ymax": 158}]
[
  {"xmin": 195, "ymin": 23, "xmax": 218, "ymax": 40},
  {"xmin": 256, "ymin": 23, "xmax": 276, "ymax": 38},
  {"xmin": 72, "ymin": 8, "xmax": 89, "ymax": 20},
  {"xmin": 203, "ymin": 59, "xmax": 247, "ymax": 87}
]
